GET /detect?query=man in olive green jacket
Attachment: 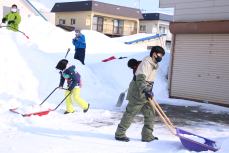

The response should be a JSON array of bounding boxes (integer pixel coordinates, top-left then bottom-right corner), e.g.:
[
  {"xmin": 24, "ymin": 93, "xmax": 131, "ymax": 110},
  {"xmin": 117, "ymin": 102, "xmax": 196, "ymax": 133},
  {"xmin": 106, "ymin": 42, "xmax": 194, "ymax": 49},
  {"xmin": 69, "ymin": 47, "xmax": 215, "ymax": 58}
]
[
  {"xmin": 1, "ymin": 4, "xmax": 21, "ymax": 32},
  {"xmin": 115, "ymin": 46, "xmax": 165, "ymax": 142}
]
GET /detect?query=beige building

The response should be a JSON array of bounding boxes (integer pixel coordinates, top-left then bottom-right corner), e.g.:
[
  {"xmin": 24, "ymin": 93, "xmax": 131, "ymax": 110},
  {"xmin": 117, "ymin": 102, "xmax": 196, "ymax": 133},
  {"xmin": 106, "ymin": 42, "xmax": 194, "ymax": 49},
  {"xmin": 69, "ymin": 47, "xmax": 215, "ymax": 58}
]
[
  {"xmin": 139, "ymin": 13, "xmax": 173, "ymax": 50},
  {"xmin": 160, "ymin": 0, "xmax": 229, "ymax": 106},
  {"xmin": 51, "ymin": 1, "xmax": 143, "ymax": 37}
]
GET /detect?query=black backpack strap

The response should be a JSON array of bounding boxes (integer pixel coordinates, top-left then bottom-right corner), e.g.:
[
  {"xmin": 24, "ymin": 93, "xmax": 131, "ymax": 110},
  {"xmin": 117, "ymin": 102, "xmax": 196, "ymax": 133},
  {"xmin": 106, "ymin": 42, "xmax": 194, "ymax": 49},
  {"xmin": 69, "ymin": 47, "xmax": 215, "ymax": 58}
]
[{"xmin": 133, "ymin": 75, "xmax": 136, "ymax": 81}]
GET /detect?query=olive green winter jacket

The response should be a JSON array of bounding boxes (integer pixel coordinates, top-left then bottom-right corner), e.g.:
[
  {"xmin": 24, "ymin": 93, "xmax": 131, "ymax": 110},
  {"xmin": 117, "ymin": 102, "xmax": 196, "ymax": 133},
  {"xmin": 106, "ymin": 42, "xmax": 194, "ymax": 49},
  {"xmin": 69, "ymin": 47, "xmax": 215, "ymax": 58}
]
[
  {"xmin": 127, "ymin": 56, "xmax": 158, "ymax": 104},
  {"xmin": 3, "ymin": 12, "xmax": 21, "ymax": 31}
]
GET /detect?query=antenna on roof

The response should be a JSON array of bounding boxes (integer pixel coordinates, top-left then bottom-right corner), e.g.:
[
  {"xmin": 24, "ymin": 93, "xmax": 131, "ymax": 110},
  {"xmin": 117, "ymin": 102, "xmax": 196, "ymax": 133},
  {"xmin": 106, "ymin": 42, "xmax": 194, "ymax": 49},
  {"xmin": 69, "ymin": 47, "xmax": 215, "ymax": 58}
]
[{"xmin": 141, "ymin": 9, "xmax": 146, "ymax": 13}]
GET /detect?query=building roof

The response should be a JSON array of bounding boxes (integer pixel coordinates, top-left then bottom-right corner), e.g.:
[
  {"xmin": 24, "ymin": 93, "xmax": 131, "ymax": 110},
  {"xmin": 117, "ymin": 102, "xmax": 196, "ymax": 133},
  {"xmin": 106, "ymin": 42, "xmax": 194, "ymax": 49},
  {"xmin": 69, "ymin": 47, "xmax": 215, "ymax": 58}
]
[
  {"xmin": 141, "ymin": 13, "xmax": 173, "ymax": 22},
  {"xmin": 51, "ymin": 1, "xmax": 143, "ymax": 19}
]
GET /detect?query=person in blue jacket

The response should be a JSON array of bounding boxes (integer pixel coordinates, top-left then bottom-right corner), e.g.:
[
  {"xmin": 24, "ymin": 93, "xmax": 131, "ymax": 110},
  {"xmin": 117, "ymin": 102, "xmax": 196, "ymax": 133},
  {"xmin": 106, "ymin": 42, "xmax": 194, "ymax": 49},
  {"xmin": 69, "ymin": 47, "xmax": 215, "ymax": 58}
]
[
  {"xmin": 56, "ymin": 59, "xmax": 90, "ymax": 114},
  {"xmin": 72, "ymin": 29, "xmax": 86, "ymax": 65}
]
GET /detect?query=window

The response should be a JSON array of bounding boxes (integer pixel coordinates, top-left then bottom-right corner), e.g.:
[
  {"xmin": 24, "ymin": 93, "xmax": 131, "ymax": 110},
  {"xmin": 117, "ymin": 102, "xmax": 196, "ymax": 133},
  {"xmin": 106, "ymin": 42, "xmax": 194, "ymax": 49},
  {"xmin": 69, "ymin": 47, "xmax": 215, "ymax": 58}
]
[
  {"xmin": 113, "ymin": 19, "xmax": 124, "ymax": 35},
  {"xmin": 140, "ymin": 25, "xmax": 146, "ymax": 32},
  {"xmin": 93, "ymin": 16, "xmax": 104, "ymax": 32},
  {"xmin": 166, "ymin": 40, "xmax": 171, "ymax": 50},
  {"xmin": 59, "ymin": 19, "xmax": 65, "ymax": 25},
  {"xmin": 71, "ymin": 18, "xmax": 76, "ymax": 25},
  {"xmin": 159, "ymin": 26, "xmax": 166, "ymax": 34}
]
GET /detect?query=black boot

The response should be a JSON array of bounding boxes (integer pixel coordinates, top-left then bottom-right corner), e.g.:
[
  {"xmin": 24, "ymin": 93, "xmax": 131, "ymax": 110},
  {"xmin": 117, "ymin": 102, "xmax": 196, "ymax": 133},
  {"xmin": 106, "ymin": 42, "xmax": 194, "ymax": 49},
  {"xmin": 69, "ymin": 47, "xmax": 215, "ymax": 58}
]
[
  {"xmin": 64, "ymin": 111, "xmax": 75, "ymax": 114},
  {"xmin": 142, "ymin": 137, "xmax": 158, "ymax": 142},
  {"xmin": 83, "ymin": 104, "xmax": 90, "ymax": 113},
  {"xmin": 115, "ymin": 136, "xmax": 130, "ymax": 142}
]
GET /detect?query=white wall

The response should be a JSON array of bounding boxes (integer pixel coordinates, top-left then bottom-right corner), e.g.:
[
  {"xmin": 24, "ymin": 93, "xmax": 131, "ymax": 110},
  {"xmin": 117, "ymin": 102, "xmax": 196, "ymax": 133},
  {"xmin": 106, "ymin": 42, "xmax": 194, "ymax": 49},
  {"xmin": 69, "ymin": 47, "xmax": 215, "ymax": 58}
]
[
  {"xmin": 160, "ymin": 0, "xmax": 229, "ymax": 22},
  {"xmin": 139, "ymin": 20, "xmax": 172, "ymax": 41}
]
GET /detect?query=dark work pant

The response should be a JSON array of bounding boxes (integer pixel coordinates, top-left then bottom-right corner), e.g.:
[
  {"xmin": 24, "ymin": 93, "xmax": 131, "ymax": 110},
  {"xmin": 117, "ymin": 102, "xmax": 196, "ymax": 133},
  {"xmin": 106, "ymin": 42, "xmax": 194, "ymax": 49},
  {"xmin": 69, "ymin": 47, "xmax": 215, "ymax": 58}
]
[{"xmin": 74, "ymin": 48, "xmax": 85, "ymax": 65}]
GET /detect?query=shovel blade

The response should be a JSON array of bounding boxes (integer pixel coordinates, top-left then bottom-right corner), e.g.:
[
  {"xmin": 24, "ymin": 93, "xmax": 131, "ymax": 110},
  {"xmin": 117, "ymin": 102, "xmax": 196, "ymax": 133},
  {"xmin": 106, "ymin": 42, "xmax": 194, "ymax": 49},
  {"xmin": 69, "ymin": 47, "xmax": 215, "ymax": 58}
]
[
  {"xmin": 116, "ymin": 92, "xmax": 126, "ymax": 107},
  {"xmin": 22, "ymin": 109, "xmax": 53, "ymax": 117},
  {"xmin": 176, "ymin": 128, "xmax": 219, "ymax": 152},
  {"xmin": 10, "ymin": 108, "xmax": 53, "ymax": 117}
]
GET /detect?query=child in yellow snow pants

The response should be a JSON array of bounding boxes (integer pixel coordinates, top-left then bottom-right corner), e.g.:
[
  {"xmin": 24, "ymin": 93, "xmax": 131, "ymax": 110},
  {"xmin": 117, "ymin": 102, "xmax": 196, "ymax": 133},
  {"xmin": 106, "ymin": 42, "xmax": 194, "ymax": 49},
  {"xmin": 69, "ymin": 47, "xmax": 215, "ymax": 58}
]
[
  {"xmin": 65, "ymin": 87, "xmax": 89, "ymax": 113},
  {"xmin": 56, "ymin": 59, "xmax": 90, "ymax": 114}
]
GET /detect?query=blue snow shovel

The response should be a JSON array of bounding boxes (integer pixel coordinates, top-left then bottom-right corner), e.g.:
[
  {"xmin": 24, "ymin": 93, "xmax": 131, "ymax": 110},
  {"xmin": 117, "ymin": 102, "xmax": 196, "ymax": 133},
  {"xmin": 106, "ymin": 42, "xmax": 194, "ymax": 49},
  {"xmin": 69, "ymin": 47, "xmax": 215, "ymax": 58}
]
[
  {"xmin": 148, "ymin": 98, "xmax": 219, "ymax": 152},
  {"xmin": 116, "ymin": 89, "xmax": 128, "ymax": 107}
]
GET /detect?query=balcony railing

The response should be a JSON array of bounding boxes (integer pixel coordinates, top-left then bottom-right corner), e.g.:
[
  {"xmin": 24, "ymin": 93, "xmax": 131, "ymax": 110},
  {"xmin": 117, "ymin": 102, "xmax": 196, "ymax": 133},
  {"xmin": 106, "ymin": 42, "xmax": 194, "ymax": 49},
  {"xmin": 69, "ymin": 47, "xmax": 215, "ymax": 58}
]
[{"xmin": 93, "ymin": 23, "xmax": 137, "ymax": 36}]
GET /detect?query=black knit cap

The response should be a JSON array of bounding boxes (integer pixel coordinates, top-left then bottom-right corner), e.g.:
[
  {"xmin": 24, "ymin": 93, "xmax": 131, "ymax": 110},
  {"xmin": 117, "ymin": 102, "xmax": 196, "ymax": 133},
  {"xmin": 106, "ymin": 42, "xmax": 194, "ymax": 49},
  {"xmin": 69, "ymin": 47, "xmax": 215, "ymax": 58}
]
[
  {"xmin": 127, "ymin": 58, "xmax": 138, "ymax": 69},
  {"xmin": 150, "ymin": 46, "xmax": 165, "ymax": 57},
  {"xmin": 12, "ymin": 4, "xmax": 17, "ymax": 8},
  {"xmin": 56, "ymin": 59, "xmax": 68, "ymax": 71}
]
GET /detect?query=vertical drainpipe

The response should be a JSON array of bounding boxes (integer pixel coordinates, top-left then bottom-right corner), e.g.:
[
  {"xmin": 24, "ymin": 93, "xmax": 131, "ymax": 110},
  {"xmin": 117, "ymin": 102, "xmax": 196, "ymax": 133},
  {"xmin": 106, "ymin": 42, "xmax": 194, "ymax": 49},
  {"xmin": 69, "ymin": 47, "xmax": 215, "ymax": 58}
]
[
  {"xmin": 0, "ymin": 1, "xmax": 3, "ymax": 20},
  {"xmin": 136, "ymin": 19, "xmax": 139, "ymax": 33},
  {"xmin": 90, "ymin": 12, "xmax": 94, "ymax": 30},
  {"xmin": 168, "ymin": 33, "xmax": 176, "ymax": 98}
]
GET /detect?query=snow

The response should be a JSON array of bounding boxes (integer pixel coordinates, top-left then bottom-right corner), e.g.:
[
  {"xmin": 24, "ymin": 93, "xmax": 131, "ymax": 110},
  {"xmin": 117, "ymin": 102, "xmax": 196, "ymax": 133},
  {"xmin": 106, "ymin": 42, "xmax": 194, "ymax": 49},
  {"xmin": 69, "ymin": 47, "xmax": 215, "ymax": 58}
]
[
  {"xmin": 0, "ymin": 14, "xmax": 229, "ymax": 153},
  {"xmin": 179, "ymin": 134, "xmax": 206, "ymax": 144},
  {"xmin": 113, "ymin": 33, "xmax": 160, "ymax": 43},
  {"xmin": 29, "ymin": 0, "xmax": 50, "ymax": 12}
]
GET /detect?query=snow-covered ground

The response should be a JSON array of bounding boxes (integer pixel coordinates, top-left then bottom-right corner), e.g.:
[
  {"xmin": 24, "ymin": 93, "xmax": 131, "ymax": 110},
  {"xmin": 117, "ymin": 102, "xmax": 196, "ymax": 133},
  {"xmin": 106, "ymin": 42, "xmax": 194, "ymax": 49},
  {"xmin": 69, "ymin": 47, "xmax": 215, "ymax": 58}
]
[{"xmin": 0, "ymin": 16, "xmax": 229, "ymax": 153}]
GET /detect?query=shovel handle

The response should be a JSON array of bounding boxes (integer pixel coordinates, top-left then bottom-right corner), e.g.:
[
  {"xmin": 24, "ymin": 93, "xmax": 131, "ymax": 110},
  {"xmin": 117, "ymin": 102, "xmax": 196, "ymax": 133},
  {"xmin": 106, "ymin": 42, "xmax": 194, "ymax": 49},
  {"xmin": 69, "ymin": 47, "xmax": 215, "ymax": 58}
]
[
  {"xmin": 154, "ymin": 100, "xmax": 175, "ymax": 128},
  {"xmin": 0, "ymin": 25, "xmax": 30, "ymax": 39},
  {"xmin": 53, "ymin": 91, "xmax": 72, "ymax": 110},
  {"xmin": 40, "ymin": 87, "xmax": 70, "ymax": 106},
  {"xmin": 65, "ymin": 48, "xmax": 70, "ymax": 59},
  {"xmin": 40, "ymin": 87, "xmax": 59, "ymax": 105},
  {"xmin": 148, "ymin": 98, "xmax": 176, "ymax": 135}
]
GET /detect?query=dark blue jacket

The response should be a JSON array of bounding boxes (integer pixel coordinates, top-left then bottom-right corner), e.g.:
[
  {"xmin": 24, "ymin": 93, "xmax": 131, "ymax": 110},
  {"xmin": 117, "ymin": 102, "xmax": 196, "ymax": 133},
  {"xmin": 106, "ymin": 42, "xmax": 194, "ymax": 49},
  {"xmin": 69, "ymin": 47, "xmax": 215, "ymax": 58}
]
[
  {"xmin": 72, "ymin": 34, "xmax": 86, "ymax": 49},
  {"xmin": 59, "ymin": 65, "xmax": 81, "ymax": 91}
]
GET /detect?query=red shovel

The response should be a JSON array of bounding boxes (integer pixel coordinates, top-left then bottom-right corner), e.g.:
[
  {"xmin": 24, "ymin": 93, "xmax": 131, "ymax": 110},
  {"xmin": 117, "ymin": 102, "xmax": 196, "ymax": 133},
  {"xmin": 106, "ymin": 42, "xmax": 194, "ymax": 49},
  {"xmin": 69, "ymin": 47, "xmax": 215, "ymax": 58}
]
[{"xmin": 9, "ymin": 87, "xmax": 71, "ymax": 117}]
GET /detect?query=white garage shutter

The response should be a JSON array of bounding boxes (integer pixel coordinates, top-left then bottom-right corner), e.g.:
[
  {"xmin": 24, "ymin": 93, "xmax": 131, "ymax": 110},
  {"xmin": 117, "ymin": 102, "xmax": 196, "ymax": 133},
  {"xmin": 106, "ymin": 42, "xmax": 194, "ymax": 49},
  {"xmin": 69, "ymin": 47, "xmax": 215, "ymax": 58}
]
[{"xmin": 170, "ymin": 34, "xmax": 229, "ymax": 105}]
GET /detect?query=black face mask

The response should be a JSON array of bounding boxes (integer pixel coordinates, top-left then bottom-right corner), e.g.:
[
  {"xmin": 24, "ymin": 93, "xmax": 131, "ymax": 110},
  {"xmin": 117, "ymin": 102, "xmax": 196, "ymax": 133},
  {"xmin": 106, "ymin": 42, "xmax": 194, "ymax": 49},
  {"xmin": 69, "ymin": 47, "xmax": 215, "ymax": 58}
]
[{"xmin": 155, "ymin": 56, "xmax": 162, "ymax": 63}]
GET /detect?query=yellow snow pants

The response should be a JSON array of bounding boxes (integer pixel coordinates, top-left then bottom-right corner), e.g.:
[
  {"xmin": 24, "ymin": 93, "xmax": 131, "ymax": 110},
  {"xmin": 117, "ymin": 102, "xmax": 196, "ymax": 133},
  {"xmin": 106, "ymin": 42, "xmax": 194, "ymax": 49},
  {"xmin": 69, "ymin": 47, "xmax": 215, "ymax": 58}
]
[{"xmin": 65, "ymin": 87, "xmax": 88, "ymax": 112}]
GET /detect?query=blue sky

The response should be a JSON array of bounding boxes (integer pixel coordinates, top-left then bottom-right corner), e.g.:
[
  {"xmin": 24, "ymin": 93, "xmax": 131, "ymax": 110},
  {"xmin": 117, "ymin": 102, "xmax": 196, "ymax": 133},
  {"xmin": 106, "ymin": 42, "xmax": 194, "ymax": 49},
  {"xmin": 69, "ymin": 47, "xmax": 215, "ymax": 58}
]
[{"xmin": 37, "ymin": 0, "xmax": 173, "ymax": 14}]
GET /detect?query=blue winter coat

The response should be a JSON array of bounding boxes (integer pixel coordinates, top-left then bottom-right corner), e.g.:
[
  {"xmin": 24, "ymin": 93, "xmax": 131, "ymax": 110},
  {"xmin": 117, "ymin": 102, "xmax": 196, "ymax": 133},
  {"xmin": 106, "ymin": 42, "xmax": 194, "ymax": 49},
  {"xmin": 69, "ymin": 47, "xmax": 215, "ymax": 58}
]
[
  {"xmin": 72, "ymin": 34, "xmax": 86, "ymax": 49},
  {"xmin": 59, "ymin": 65, "xmax": 81, "ymax": 91}
]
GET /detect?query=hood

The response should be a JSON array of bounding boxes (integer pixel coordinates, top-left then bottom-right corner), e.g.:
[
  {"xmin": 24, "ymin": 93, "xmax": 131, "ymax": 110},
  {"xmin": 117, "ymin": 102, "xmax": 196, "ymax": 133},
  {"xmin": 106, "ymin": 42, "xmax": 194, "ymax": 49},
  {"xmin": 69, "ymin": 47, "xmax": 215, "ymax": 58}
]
[{"xmin": 144, "ymin": 56, "xmax": 158, "ymax": 69}]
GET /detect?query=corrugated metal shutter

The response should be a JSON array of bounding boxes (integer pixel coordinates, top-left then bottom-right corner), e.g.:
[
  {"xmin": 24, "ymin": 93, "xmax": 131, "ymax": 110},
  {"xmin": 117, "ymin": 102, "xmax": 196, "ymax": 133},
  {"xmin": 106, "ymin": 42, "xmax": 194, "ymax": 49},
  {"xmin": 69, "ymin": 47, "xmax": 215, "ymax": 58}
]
[{"xmin": 170, "ymin": 34, "xmax": 229, "ymax": 105}]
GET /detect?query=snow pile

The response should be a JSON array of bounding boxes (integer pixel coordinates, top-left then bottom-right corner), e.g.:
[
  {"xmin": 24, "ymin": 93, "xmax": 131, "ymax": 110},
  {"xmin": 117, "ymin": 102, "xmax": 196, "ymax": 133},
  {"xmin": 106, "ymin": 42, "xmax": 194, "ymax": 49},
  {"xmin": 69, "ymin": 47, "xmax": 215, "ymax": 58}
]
[
  {"xmin": 0, "ymin": 13, "xmax": 229, "ymax": 153},
  {"xmin": 217, "ymin": 139, "xmax": 229, "ymax": 153},
  {"xmin": 113, "ymin": 33, "xmax": 160, "ymax": 43},
  {"xmin": 19, "ymin": 16, "xmax": 145, "ymax": 54},
  {"xmin": 20, "ymin": 16, "xmax": 73, "ymax": 53},
  {"xmin": 84, "ymin": 30, "xmax": 146, "ymax": 54},
  {"xmin": 0, "ymin": 30, "xmax": 39, "ymax": 101}
]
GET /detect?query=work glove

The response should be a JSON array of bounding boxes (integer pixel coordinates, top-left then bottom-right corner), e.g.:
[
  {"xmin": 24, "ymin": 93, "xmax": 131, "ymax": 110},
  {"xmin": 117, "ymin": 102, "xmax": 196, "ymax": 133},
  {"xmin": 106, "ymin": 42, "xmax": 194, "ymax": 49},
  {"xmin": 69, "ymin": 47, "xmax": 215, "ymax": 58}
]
[
  {"xmin": 73, "ymin": 38, "xmax": 78, "ymax": 43},
  {"xmin": 143, "ymin": 90, "xmax": 153, "ymax": 100},
  {"xmin": 8, "ymin": 20, "xmax": 15, "ymax": 25},
  {"xmin": 67, "ymin": 87, "xmax": 73, "ymax": 92},
  {"xmin": 2, "ymin": 18, "xmax": 7, "ymax": 23},
  {"xmin": 79, "ymin": 80, "xmax": 82, "ymax": 88}
]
